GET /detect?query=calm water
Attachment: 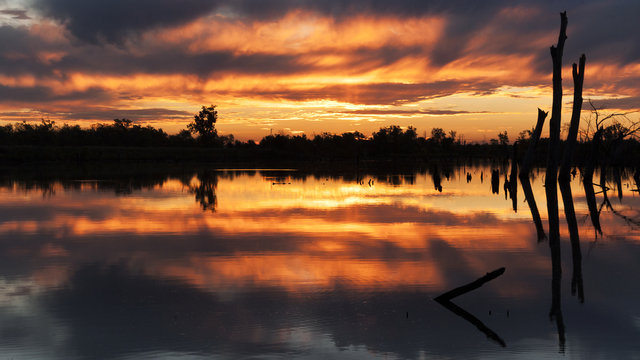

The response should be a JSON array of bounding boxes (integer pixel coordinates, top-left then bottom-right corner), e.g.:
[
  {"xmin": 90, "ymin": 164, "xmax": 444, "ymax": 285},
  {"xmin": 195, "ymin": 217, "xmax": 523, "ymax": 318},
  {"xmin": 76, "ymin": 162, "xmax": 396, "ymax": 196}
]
[{"xmin": 1, "ymin": 164, "xmax": 639, "ymax": 359}]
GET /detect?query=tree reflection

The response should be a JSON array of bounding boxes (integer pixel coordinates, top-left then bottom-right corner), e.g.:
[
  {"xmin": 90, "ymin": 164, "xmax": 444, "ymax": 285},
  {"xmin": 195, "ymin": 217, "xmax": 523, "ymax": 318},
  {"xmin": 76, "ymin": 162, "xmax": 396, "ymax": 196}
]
[
  {"xmin": 520, "ymin": 173, "xmax": 546, "ymax": 241},
  {"xmin": 546, "ymin": 179, "xmax": 565, "ymax": 352},
  {"xmin": 430, "ymin": 166, "xmax": 442, "ymax": 192},
  {"xmin": 508, "ymin": 144, "xmax": 518, "ymax": 212},
  {"xmin": 583, "ymin": 175, "xmax": 603, "ymax": 237},
  {"xmin": 190, "ymin": 170, "xmax": 219, "ymax": 212},
  {"xmin": 559, "ymin": 180, "xmax": 584, "ymax": 303},
  {"xmin": 491, "ymin": 169, "xmax": 500, "ymax": 195}
]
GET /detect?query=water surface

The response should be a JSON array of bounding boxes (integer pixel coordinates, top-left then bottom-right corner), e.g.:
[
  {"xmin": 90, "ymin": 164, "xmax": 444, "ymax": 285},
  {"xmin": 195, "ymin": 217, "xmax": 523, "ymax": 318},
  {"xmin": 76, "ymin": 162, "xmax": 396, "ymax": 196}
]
[{"xmin": 1, "ymin": 165, "xmax": 639, "ymax": 359}]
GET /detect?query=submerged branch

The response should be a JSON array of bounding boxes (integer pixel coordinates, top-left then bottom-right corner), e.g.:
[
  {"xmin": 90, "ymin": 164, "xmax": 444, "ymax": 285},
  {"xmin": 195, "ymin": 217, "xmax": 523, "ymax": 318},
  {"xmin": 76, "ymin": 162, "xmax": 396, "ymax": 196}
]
[
  {"xmin": 434, "ymin": 267, "xmax": 507, "ymax": 347},
  {"xmin": 435, "ymin": 268, "xmax": 506, "ymax": 302}
]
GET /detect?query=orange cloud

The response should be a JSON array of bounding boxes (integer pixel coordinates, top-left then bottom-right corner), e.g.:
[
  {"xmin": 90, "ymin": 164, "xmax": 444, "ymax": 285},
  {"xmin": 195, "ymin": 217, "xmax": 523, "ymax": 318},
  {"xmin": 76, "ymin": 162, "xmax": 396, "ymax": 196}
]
[{"xmin": 151, "ymin": 12, "xmax": 446, "ymax": 55}]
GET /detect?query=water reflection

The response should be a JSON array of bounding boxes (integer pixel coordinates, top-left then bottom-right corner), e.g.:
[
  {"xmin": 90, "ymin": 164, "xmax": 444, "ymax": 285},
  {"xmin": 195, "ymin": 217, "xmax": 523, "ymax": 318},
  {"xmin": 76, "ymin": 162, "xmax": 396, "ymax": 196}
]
[
  {"xmin": 1, "ymin": 164, "xmax": 639, "ymax": 358},
  {"xmin": 584, "ymin": 173, "xmax": 603, "ymax": 237},
  {"xmin": 491, "ymin": 169, "xmax": 500, "ymax": 195},
  {"xmin": 559, "ymin": 180, "xmax": 585, "ymax": 303},
  {"xmin": 546, "ymin": 175, "xmax": 565, "ymax": 351},
  {"xmin": 508, "ymin": 144, "xmax": 518, "ymax": 213},
  {"xmin": 190, "ymin": 170, "xmax": 218, "ymax": 211},
  {"xmin": 520, "ymin": 173, "xmax": 546, "ymax": 241}
]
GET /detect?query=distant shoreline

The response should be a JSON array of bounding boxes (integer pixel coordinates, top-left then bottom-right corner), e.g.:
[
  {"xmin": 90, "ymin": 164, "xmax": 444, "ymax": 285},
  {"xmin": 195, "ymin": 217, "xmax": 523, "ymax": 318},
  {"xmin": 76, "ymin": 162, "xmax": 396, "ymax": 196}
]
[
  {"xmin": 2, "ymin": 142, "xmax": 638, "ymax": 169},
  {"xmin": 0, "ymin": 144, "xmax": 500, "ymax": 164}
]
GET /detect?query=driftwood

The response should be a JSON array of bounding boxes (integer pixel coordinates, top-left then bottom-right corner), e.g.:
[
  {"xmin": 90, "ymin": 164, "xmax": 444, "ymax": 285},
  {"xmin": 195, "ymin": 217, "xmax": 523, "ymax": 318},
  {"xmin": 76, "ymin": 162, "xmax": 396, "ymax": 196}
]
[
  {"xmin": 435, "ymin": 268, "xmax": 506, "ymax": 301},
  {"xmin": 434, "ymin": 267, "xmax": 506, "ymax": 347}
]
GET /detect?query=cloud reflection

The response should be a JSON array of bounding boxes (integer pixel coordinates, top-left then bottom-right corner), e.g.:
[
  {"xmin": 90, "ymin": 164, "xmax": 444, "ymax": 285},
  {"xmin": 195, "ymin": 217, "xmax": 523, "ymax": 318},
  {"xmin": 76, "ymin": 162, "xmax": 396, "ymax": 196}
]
[{"xmin": 1, "ymin": 166, "xmax": 640, "ymax": 358}]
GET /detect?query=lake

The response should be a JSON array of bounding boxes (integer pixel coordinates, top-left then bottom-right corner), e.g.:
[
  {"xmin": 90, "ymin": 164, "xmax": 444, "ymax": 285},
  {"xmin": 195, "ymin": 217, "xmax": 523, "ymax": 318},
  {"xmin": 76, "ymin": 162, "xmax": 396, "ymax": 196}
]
[{"xmin": 1, "ymin": 163, "xmax": 639, "ymax": 359}]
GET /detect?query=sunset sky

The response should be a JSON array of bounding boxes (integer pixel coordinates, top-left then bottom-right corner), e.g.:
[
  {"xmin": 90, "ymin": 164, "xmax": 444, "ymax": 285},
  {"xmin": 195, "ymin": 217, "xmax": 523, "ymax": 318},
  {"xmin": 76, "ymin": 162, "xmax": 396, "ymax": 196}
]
[{"xmin": 1, "ymin": 0, "xmax": 638, "ymax": 142}]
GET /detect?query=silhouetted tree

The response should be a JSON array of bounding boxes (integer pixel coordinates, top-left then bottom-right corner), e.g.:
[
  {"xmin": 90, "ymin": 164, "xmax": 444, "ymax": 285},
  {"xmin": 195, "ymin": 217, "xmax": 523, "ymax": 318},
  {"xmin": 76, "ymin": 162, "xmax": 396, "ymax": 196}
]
[
  {"xmin": 430, "ymin": 128, "xmax": 446, "ymax": 144},
  {"xmin": 113, "ymin": 118, "xmax": 133, "ymax": 129},
  {"xmin": 517, "ymin": 128, "xmax": 534, "ymax": 142},
  {"xmin": 497, "ymin": 131, "xmax": 509, "ymax": 145},
  {"xmin": 188, "ymin": 105, "xmax": 218, "ymax": 145},
  {"xmin": 370, "ymin": 125, "xmax": 418, "ymax": 156}
]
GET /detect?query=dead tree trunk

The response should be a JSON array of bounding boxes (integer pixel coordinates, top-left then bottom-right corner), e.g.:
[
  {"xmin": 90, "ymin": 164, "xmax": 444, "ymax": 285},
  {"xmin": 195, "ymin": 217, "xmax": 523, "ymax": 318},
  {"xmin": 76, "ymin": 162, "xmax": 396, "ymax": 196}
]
[
  {"xmin": 546, "ymin": 11, "xmax": 567, "ymax": 257},
  {"xmin": 547, "ymin": 11, "xmax": 568, "ymax": 180},
  {"xmin": 519, "ymin": 109, "xmax": 547, "ymax": 241},
  {"xmin": 559, "ymin": 54, "xmax": 586, "ymax": 182},
  {"xmin": 520, "ymin": 109, "xmax": 548, "ymax": 177}
]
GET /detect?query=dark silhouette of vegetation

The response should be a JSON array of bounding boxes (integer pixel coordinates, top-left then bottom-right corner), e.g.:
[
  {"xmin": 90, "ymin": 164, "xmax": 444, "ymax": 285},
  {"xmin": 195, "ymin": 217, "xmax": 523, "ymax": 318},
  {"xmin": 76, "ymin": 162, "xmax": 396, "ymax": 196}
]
[
  {"xmin": 188, "ymin": 105, "xmax": 218, "ymax": 145},
  {"xmin": 489, "ymin": 131, "xmax": 509, "ymax": 146},
  {"xmin": 1, "ymin": 98, "xmax": 639, "ymax": 166}
]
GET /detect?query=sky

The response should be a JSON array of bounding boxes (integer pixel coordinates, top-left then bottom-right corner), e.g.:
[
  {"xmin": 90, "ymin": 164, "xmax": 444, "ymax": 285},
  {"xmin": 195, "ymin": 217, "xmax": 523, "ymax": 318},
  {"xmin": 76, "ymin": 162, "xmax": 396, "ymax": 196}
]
[{"xmin": 0, "ymin": 0, "xmax": 639, "ymax": 142}]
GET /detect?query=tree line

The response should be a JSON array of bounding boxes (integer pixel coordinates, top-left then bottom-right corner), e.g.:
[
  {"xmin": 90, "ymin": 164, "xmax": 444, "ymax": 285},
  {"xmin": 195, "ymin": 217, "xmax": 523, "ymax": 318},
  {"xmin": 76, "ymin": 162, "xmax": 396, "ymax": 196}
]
[{"xmin": 1, "ymin": 104, "xmax": 638, "ymax": 165}]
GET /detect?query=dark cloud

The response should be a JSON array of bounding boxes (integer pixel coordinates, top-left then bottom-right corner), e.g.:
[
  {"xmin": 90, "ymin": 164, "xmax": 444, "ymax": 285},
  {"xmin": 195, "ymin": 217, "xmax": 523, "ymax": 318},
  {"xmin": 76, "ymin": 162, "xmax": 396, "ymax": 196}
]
[
  {"xmin": 0, "ymin": 25, "xmax": 51, "ymax": 76},
  {"xmin": 0, "ymin": 24, "xmax": 311, "ymax": 78},
  {"xmin": 0, "ymin": 84, "xmax": 112, "ymax": 103},
  {"xmin": 229, "ymin": 0, "xmax": 640, "ymax": 68},
  {"xmin": 35, "ymin": 0, "xmax": 220, "ymax": 44},
  {"xmin": 58, "ymin": 108, "xmax": 192, "ymax": 121},
  {"xmin": 21, "ymin": 47, "xmax": 309, "ymax": 78},
  {"xmin": 228, "ymin": 80, "xmax": 502, "ymax": 105},
  {"xmin": 0, "ymin": 107, "xmax": 192, "ymax": 123},
  {"xmin": 50, "ymin": 44, "xmax": 424, "ymax": 78},
  {"xmin": 0, "ymin": 9, "xmax": 31, "ymax": 20},
  {"xmin": 119, "ymin": 51, "xmax": 307, "ymax": 76},
  {"xmin": 589, "ymin": 97, "xmax": 640, "ymax": 112},
  {"xmin": 226, "ymin": 0, "xmax": 505, "ymax": 21},
  {"xmin": 0, "ymin": 29, "xmax": 423, "ymax": 80},
  {"xmin": 566, "ymin": 1, "xmax": 640, "ymax": 66},
  {"xmin": 29, "ymin": 0, "xmax": 640, "ymax": 70}
]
